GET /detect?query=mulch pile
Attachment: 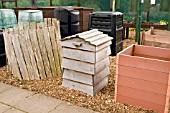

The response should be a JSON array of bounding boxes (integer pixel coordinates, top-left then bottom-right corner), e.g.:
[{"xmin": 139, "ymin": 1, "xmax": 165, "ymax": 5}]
[{"xmin": 0, "ymin": 35, "xmax": 155, "ymax": 113}]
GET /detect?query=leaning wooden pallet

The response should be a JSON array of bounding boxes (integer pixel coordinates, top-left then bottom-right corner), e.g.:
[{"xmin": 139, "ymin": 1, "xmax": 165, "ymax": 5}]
[{"xmin": 3, "ymin": 19, "xmax": 62, "ymax": 80}]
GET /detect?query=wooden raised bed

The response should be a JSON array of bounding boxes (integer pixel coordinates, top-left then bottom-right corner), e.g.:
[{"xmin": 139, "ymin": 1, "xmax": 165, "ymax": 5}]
[
  {"xmin": 141, "ymin": 27, "xmax": 170, "ymax": 48},
  {"xmin": 115, "ymin": 44, "xmax": 170, "ymax": 113}
]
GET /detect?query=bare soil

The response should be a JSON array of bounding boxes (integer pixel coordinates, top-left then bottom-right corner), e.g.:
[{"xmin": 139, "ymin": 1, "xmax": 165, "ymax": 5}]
[{"xmin": 0, "ymin": 32, "xmax": 155, "ymax": 113}]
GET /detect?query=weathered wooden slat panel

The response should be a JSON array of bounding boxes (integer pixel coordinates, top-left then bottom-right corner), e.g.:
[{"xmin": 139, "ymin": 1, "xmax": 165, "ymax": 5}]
[
  {"xmin": 25, "ymin": 31, "xmax": 40, "ymax": 80},
  {"xmin": 19, "ymin": 31, "xmax": 34, "ymax": 80},
  {"xmin": 96, "ymin": 46, "xmax": 111, "ymax": 62},
  {"xmin": 29, "ymin": 29, "xmax": 46, "ymax": 79},
  {"xmin": 37, "ymin": 29, "xmax": 52, "ymax": 78},
  {"xmin": 62, "ymin": 38, "xmax": 96, "ymax": 52},
  {"xmin": 62, "ymin": 58, "xmax": 94, "ymax": 74},
  {"xmin": 95, "ymin": 57, "xmax": 110, "ymax": 74},
  {"xmin": 63, "ymin": 67, "xmax": 109, "ymax": 85},
  {"xmin": 3, "ymin": 32, "xmax": 21, "ymax": 80},
  {"xmin": 62, "ymin": 47, "xmax": 95, "ymax": 63},
  {"xmin": 96, "ymin": 41, "xmax": 112, "ymax": 51},
  {"xmin": 42, "ymin": 27, "xmax": 57, "ymax": 77},
  {"xmin": 49, "ymin": 26, "xmax": 61, "ymax": 76},
  {"xmin": 62, "ymin": 76, "xmax": 108, "ymax": 95},
  {"xmin": 30, "ymin": 22, "xmax": 36, "ymax": 29},
  {"xmin": 12, "ymin": 34, "xmax": 29, "ymax": 80}
]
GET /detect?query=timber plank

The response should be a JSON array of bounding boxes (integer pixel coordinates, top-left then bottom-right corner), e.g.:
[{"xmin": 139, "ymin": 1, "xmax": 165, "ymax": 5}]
[{"xmin": 37, "ymin": 29, "xmax": 52, "ymax": 78}]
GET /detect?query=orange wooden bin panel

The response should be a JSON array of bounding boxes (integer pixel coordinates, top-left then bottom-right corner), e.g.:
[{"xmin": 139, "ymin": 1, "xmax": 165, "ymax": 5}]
[{"xmin": 115, "ymin": 45, "xmax": 170, "ymax": 113}]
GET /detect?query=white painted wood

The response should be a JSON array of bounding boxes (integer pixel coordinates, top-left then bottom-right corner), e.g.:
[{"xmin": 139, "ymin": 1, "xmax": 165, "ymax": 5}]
[
  {"xmin": 63, "ymin": 66, "xmax": 109, "ymax": 85},
  {"xmin": 62, "ymin": 76, "xmax": 108, "ymax": 95},
  {"xmin": 96, "ymin": 41, "xmax": 112, "ymax": 51},
  {"xmin": 62, "ymin": 46, "xmax": 111, "ymax": 63},
  {"xmin": 94, "ymin": 76, "xmax": 108, "ymax": 95},
  {"xmin": 62, "ymin": 38, "xmax": 96, "ymax": 52},
  {"xmin": 93, "ymin": 67, "xmax": 110, "ymax": 85},
  {"xmin": 95, "ymin": 57, "xmax": 110, "ymax": 74},
  {"xmin": 62, "ymin": 57, "xmax": 110, "ymax": 75},
  {"xmin": 62, "ymin": 79, "xmax": 94, "ymax": 95},
  {"xmin": 96, "ymin": 46, "xmax": 111, "ymax": 62},
  {"xmin": 62, "ymin": 47, "xmax": 95, "ymax": 63},
  {"xmin": 62, "ymin": 58, "xmax": 94, "ymax": 74}
]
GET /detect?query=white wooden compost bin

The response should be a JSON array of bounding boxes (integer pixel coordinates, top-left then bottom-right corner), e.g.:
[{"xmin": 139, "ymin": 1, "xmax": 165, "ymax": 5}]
[{"xmin": 61, "ymin": 29, "xmax": 113, "ymax": 95}]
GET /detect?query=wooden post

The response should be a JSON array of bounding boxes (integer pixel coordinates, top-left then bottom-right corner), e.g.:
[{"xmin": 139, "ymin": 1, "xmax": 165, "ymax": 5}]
[
  {"xmin": 50, "ymin": 0, "xmax": 52, "ymax": 6},
  {"xmin": 77, "ymin": 0, "xmax": 80, "ymax": 6}
]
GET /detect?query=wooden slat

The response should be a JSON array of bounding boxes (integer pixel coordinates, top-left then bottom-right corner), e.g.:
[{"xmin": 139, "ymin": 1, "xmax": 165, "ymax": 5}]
[
  {"xmin": 62, "ymin": 76, "xmax": 108, "ymax": 95},
  {"xmin": 11, "ymin": 34, "xmax": 29, "ymax": 80},
  {"xmin": 116, "ymin": 75, "xmax": 168, "ymax": 95},
  {"xmin": 30, "ymin": 22, "xmax": 36, "ymax": 29},
  {"xmin": 25, "ymin": 30, "xmax": 40, "ymax": 80},
  {"xmin": 62, "ymin": 57, "xmax": 110, "ymax": 75},
  {"xmin": 116, "ymin": 65, "xmax": 169, "ymax": 85},
  {"xmin": 49, "ymin": 26, "xmax": 61, "ymax": 76},
  {"xmin": 47, "ymin": 18, "xmax": 52, "ymax": 26},
  {"xmin": 3, "ymin": 32, "xmax": 21, "ymax": 80},
  {"xmin": 42, "ymin": 27, "xmax": 57, "ymax": 77},
  {"xmin": 44, "ymin": 18, "xmax": 48, "ymax": 27},
  {"xmin": 23, "ymin": 22, "xmax": 30, "ymax": 30},
  {"xmin": 18, "ymin": 31, "xmax": 34, "ymax": 80},
  {"xmin": 116, "ymin": 85, "xmax": 169, "ymax": 106},
  {"xmin": 117, "ymin": 54, "xmax": 170, "ymax": 73},
  {"xmin": 63, "ymin": 67, "xmax": 109, "ymax": 85},
  {"xmin": 37, "ymin": 29, "xmax": 52, "ymax": 78},
  {"xmin": 29, "ymin": 29, "xmax": 46, "ymax": 79},
  {"xmin": 115, "ymin": 94, "xmax": 168, "ymax": 113}
]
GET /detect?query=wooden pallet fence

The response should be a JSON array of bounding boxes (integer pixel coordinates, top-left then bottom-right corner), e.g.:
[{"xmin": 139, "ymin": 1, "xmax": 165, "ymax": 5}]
[
  {"xmin": 141, "ymin": 27, "xmax": 170, "ymax": 48},
  {"xmin": 3, "ymin": 19, "xmax": 62, "ymax": 80}
]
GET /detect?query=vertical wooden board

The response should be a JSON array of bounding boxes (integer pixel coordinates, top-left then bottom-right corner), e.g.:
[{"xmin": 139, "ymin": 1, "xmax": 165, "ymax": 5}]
[
  {"xmin": 54, "ymin": 21, "xmax": 62, "ymax": 73},
  {"xmin": 49, "ymin": 26, "xmax": 61, "ymax": 76},
  {"xmin": 29, "ymin": 29, "xmax": 46, "ymax": 79},
  {"xmin": 43, "ymin": 27, "xmax": 57, "ymax": 77},
  {"xmin": 23, "ymin": 22, "xmax": 30, "ymax": 30},
  {"xmin": 116, "ymin": 85, "xmax": 168, "ymax": 106},
  {"xmin": 95, "ymin": 57, "xmax": 110, "ymax": 74},
  {"xmin": 18, "ymin": 31, "xmax": 34, "ymax": 80},
  {"xmin": 3, "ymin": 32, "xmax": 21, "ymax": 80},
  {"xmin": 24, "ymin": 31, "xmax": 40, "ymax": 80},
  {"xmin": 62, "ymin": 58, "xmax": 94, "ymax": 75},
  {"xmin": 11, "ymin": 34, "xmax": 29, "ymax": 80},
  {"xmin": 63, "ymin": 69, "xmax": 93, "ymax": 85},
  {"xmin": 18, "ymin": 22, "xmax": 24, "ymax": 31},
  {"xmin": 116, "ymin": 94, "xmax": 166, "ymax": 113},
  {"xmin": 62, "ymin": 79, "xmax": 94, "ymax": 95},
  {"xmin": 37, "ymin": 22, "xmax": 44, "ymax": 29},
  {"xmin": 47, "ymin": 18, "xmax": 52, "ymax": 26},
  {"xmin": 37, "ymin": 29, "xmax": 52, "ymax": 78},
  {"xmin": 96, "ymin": 46, "xmax": 111, "ymax": 62},
  {"xmin": 94, "ymin": 76, "xmax": 108, "ymax": 95},
  {"xmin": 30, "ymin": 22, "xmax": 36, "ymax": 29},
  {"xmin": 44, "ymin": 18, "xmax": 48, "ymax": 27}
]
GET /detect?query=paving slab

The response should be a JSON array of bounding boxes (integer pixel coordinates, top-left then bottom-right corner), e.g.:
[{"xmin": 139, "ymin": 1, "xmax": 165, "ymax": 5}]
[
  {"xmin": 15, "ymin": 94, "xmax": 63, "ymax": 113},
  {"xmin": 0, "ymin": 103, "xmax": 11, "ymax": 113},
  {"xmin": 4, "ymin": 108, "xmax": 26, "ymax": 113},
  {"xmin": 49, "ymin": 102, "xmax": 98, "ymax": 113},
  {"xmin": 0, "ymin": 86, "xmax": 35, "ymax": 106},
  {"xmin": 0, "ymin": 82, "xmax": 12, "ymax": 93}
]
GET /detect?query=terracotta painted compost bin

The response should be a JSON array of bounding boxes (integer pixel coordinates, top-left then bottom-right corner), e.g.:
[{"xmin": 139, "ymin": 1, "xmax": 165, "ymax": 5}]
[{"xmin": 115, "ymin": 44, "xmax": 170, "ymax": 113}]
